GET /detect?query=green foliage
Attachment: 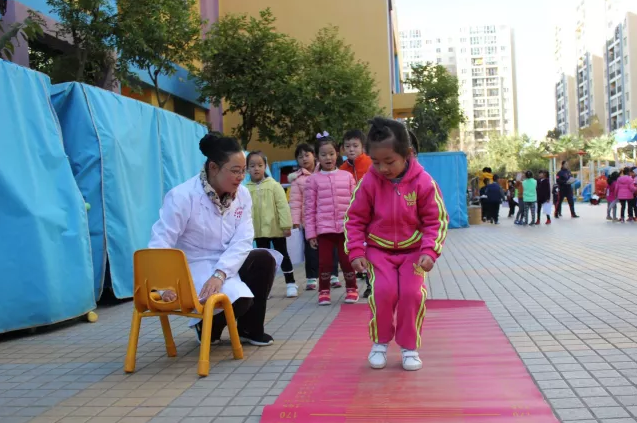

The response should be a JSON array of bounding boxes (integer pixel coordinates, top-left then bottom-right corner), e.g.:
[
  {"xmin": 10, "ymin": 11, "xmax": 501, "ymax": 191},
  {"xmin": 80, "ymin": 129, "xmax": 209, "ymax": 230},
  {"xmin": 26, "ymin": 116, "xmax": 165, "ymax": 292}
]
[
  {"xmin": 405, "ymin": 63, "xmax": 464, "ymax": 152},
  {"xmin": 0, "ymin": 11, "xmax": 44, "ymax": 62},
  {"xmin": 546, "ymin": 127, "xmax": 561, "ymax": 140},
  {"xmin": 45, "ymin": 0, "xmax": 121, "ymax": 87},
  {"xmin": 194, "ymin": 9, "xmax": 301, "ymax": 148},
  {"xmin": 630, "ymin": 119, "xmax": 637, "ymax": 129},
  {"xmin": 194, "ymin": 10, "xmax": 380, "ymax": 148},
  {"xmin": 117, "ymin": 0, "xmax": 203, "ymax": 108},
  {"xmin": 469, "ymin": 133, "xmax": 551, "ymax": 177},
  {"xmin": 278, "ymin": 26, "xmax": 381, "ymax": 146},
  {"xmin": 584, "ymin": 135, "xmax": 614, "ymax": 160}
]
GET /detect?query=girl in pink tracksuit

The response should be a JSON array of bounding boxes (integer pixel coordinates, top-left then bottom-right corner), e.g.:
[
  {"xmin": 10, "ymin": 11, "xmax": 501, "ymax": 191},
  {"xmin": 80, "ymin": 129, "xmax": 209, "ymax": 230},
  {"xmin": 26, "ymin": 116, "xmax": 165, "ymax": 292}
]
[
  {"xmin": 304, "ymin": 133, "xmax": 358, "ymax": 306},
  {"xmin": 345, "ymin": 117, "xmax": 448, "ymax": 372},
  {"xmin": 616, "ymin": 167, "xmax": 636, "ymax": 222}
]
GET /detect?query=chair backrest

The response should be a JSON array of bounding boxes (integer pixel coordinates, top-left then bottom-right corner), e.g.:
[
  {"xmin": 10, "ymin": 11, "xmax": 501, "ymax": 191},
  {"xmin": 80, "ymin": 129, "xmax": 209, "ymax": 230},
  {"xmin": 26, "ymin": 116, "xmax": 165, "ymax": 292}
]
[{"xmin": 133, "ymin": 249, "xmax": 202, "ymax": 314}]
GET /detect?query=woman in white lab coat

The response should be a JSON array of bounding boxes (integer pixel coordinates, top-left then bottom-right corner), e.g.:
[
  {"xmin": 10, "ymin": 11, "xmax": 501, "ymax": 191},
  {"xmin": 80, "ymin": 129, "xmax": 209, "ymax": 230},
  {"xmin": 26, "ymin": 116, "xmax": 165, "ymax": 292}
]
[{"xmin": 148, "ymin": 133, "xmax": 276, "ymax": 346}]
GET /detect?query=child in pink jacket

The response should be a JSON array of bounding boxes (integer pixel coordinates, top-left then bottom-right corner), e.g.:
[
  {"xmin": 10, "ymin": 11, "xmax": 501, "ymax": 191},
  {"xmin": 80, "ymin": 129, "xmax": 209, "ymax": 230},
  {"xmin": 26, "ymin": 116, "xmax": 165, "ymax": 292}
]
[
  {"xmin": 345, "ymin": 117, "xmax": 448, "ymax": 372},
  {"xmin": 304, "ymin": 133, "xmax": 357, "ymax": 306},
  {"xmin": 616, "ymin": 167, "xmax": 636, "ymax": 222}
]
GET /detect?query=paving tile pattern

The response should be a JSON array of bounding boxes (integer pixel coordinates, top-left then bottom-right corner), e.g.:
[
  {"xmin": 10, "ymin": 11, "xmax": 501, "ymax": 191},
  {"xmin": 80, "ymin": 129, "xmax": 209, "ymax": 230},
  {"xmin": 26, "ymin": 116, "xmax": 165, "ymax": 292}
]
[{"xmin": 1, "ymin": 205, "xmax": 637, "ymax": 422}]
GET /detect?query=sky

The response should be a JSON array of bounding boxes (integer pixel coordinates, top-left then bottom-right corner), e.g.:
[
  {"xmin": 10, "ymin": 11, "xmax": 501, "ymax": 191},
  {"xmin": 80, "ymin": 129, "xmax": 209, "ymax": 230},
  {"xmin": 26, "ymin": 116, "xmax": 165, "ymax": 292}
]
[{"xmin": 396, "ymin": 0, "xmax": 573, "ymax": 139}]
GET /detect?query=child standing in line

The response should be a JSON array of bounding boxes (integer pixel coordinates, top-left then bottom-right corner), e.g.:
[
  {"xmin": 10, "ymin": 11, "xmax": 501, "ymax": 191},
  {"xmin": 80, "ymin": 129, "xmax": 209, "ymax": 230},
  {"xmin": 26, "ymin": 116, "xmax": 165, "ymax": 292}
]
[
  {"xmin": 289, "ymin": 144, "xmax": 320, "ymax": 291},
  {"xmin": 616, "ymin": 167, "xmax": 636, "ymax": 222},
  {"xmin": 479, "ymin": 178, "xmax": 490, "ymax": 222},
  {"xmin": 246, "ymin": 151, "xmax": 297, "ymax": 298},
  {"xmin": 606, "ymin": 171, "xmax": 620, "ymax": 221},
  {"xmin": 521, "ymin": 170, "xmax": 537, "ymax": 226},
  {"xmin": 536, "ymin": 170, "xmax": 551, "ymax": 225},
  {"xmin": 514, "ymin": 173, "xmax": 525, "ymax": 224},
  {"xmin": 552, "ymin": 179, "xmax": 561, "ymax": 218},
  {"xmin": 340, "ymin": 129, "xmax": 374, "ymax": 298},
  {"xmin": 507, "ymin": 180, "xmax": 517, "ymax": 218},
  {"xmin": 304, "ymin": 133, "xmax": 358, "ymax": 306},
  {"xmin": 345, "ymin": 117, "xmax": 448, "ymax": 372},
  {"xmin": 484, "ymin": 175, "xmax": 503, "ymax": 224}
]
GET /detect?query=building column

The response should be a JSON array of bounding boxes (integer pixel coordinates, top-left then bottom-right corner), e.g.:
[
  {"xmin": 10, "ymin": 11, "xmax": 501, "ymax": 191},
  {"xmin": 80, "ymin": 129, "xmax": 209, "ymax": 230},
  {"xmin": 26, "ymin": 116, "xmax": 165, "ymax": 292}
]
[{"xmin": 199, "ymin": 0, "xmax": 223, "ymax": 133}]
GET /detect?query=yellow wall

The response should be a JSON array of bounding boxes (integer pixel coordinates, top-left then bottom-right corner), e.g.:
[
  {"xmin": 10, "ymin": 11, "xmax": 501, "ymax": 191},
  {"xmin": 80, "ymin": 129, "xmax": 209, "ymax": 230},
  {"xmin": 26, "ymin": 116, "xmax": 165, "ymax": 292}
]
[{"xmin": 219, "ymin": 0, "xmax": 394, "ymax": 162}]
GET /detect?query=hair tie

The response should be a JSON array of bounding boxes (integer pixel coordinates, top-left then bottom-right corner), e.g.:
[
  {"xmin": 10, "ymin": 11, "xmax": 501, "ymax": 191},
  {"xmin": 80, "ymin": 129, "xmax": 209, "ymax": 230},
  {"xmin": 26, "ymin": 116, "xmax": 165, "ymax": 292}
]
[{"xmin": 316, "ymin": 131, "xmax": 329, "ymax": 139}]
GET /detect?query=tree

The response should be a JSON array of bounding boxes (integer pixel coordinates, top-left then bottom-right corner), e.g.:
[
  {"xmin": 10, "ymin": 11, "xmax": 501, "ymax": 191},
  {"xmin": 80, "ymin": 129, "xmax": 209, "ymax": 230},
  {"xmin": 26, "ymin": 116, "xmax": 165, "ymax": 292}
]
[
  {"xmin": 45, "ymin": 0, "xmax": 120, "ymax": 87},
  {"xmin": 482, "ymin": 133, "xmax": 524, "ymax": 174},
  {"xmin": 194, "ymin": 9, "xmax": 300, "ymax": 148},
  {"xmin": 546, "ymin": 127, "xmax": 561, "ymax": 140},
  {"xmin": 630, "ymin": 119, "xmax": 637, "ymax": 129},
  {"xmin": 579, "ymin": 114, "xmax": 604, "ymax": 140},
  {"xmin": 278, "ymin": 26, "xmax": 381, "ymax": 145},
  {"xmin": 406, "ymin": 63, "xmax": 464, "ymax": 152},
  {"xmin": 1, "ymin": 7, "xmax": 44, "ymax": 62},
  {"xmin": 117, "ymin": 0, "xmax": 203, "ymax": 108},
  {"xmin": 585, "ymin": 135, "xmax": 614, "ymax": 160}
]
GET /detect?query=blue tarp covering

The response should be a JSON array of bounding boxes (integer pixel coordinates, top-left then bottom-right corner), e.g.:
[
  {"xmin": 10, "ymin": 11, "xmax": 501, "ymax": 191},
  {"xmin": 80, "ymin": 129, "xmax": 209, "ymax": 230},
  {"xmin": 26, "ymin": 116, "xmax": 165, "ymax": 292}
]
[
  {"xmin": 51, "ymin": 83, "xmax": 207, "ymax": 299},
  {"xmin": 417, "ymin": 152, "xmax": 468, "ymax": 229},
  {"xmin": 615, "ymin": 128, "xmax": 637, "ymax": 143},
  {"xmin": 0, "ymin": 61, "xmax": 95, "ymax": 333}
]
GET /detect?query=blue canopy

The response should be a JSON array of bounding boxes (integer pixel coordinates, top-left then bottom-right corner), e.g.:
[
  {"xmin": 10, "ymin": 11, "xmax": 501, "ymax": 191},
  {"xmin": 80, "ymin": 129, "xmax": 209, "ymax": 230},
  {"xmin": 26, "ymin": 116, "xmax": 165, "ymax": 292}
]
[
  {"xmin": 0, "ymin": 61, "xmax": 95, "ymax": 333},
  {"xmin": 615, "ymin": 128, "xmax": 637, "ymax": 143}
]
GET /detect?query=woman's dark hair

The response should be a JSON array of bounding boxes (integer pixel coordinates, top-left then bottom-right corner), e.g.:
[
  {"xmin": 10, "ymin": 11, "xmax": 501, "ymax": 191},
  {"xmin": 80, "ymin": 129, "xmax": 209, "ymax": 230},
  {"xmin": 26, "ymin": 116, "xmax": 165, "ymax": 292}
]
[
  {"xmin": 315, "ymin": 135, "xmax": 339, "ymax": 157},
  {"xmin": 199, "ymin": 133, "xmax": 242, "ymax": 168},
  {"xmin": 525, "ymin": 170, "xmax": 533, "ymax": 179},
  {"xmin": 608, "ymin": 171, "xmax": 620, "ymax": 184},
  {"xmin": 343, "ymin": 129, "xmax": 366, "ymax": 144},
  {"xmin": 246, "ymin": 150, "xmax": 268, "ymax": 168},
  {"xmin": 483, "ymin": 178, "xmax": 489, "ymax": 186},
  {"xmin": 482, "ymin": 167, "xmax": 489, "ymax": 172},
  {"xmin": 493, "ymin": 174, "xmax": 499, "ymax": 182},
  {"xmin": 408, "ymin": 130, "xmax": 419, "ymax": 153},
  {"xmin": 623, "ymin": 167, "xmax": 631, "ymax": 175},
  {"xmin": 366, "ymin": 117, "xmax": 411, "ymax": 158},
  {"xmin": 562, "ymin": 160, "xmax": 567, "ymax": 167},
  {"xmin": 294, "ymin": 143, "xmax": 315, "ymax": 158}
]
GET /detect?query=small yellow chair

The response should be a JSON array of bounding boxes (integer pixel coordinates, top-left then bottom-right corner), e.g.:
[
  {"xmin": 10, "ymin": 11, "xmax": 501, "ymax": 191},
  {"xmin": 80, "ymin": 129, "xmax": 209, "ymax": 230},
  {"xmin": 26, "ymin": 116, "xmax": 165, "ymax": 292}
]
[{"xmin": 124, "ymin": 249, "xmax": 243, "ymax": 377}]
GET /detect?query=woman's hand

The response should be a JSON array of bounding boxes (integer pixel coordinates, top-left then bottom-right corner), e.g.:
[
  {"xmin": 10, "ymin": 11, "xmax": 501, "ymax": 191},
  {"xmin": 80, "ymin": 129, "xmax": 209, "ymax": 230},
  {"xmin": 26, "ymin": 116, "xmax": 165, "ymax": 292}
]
[
  {"xmin": 309, "ymin": 238, "xmax": 318, "ymax": 249},
  {"xmin": 283, "ymin": 229, "xmax": 292, "ymax": 237},
  {"xmin": 161, "ymin": 290, "xmax": 177, "ymax": 302},
  {"xmin": 417, "ymin": 255, "xmax": 435, "ymax": 272},
  {"xmin": 198, "ymin": 276, "xmax": 223, "ymax": 304},
  {"xmin": 351, "ymin": 257, "xmax": 368, "ymax": 273}
]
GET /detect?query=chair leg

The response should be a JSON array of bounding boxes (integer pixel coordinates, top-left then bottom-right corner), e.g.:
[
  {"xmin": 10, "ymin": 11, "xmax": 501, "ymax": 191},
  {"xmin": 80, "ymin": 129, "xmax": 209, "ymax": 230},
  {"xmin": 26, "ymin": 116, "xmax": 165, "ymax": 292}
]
[
  {"xmin": 159, "ymin": 315, "xmax": 177, "ymax": 357},
  {"xmin": 221, "ymin": 296, "xmax": 244, "ymax": 360},
  {"xmin": 197, "ymin": 299, "xmax": 215, "ymax": 377},
  {"xmin": 124, "ymin": 310, "xmax": 142, "ymax": 373}
]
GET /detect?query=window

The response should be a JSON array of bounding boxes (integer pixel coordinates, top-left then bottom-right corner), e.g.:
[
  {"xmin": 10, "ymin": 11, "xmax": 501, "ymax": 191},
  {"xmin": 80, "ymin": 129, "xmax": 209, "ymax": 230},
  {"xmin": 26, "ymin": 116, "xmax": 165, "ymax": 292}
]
[
  {"xmin": 436, "ymin": 48, "xmax": 441, "ymax": 53},
  {"xmin": 436, "ymin": 38, "xmax": 441, "ymax": 43},
  {"xmin": 486, "ymin": 46, "xmax": 497, "ymax": 55},
  {"xmin": 472, "ymin": 68, "xmax": 484, "ymax": 77},
  {"xmin": 471, "ymin": 47, "xmax": 481, "ymax": 55},
  {"xmin": 627, "ymin": 92, "xmax": 630, "ymax": 101},
  {"xmin": 461, "ymin": 69, "xmax": 467, "ymax": 74},
  {"xmin": 470, "ymin": 37, "xmax": 481, "ymax": 45},
  {"xmin": 437, "ymin": 58, "xmax": 442, "ymax": 64},
  {"xmin": 410, "ymin": 40, "xmax": 422, "ymax": 48},
  {"xmin": 461, "ymin": 48, "xmax": 467, "ymax": 53},
  {"xmin": 448, "ymin": 47, "xmax": 454, "ymax": 53},
  {"xmin": 487, "ymin": 68, "xmax": 498, "ymax": 76},
  {"xmin": 460, "ymin": 37, "xmax": 467, "ymax": 43},
  {"xmin": 486, "ymin": 57, "xmax": 497, "ymax": 65},
  {"xmin": 488, "ymin": 88, "xmax": 499, "ymax": 97},
  {"xmin": 426, "ymin": 39, "xmax": 432, "ymax": 45},
  {"xmin": 501, "ymin": 46, "xmax": 506, "ymax": 52}
]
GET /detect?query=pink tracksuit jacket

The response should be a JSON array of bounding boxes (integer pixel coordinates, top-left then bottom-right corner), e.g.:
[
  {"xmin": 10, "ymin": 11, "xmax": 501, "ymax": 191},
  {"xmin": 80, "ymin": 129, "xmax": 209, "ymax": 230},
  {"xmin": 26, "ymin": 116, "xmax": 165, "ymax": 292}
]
[
  {"xmin": 288, "ymin": 168, "xmax": 312, "ymax": 227},
  {"xmin": 345, "ymin": 159, "xmax": 448, "ymax": 350},
  {"xmin": 304, "ymin": 169, "xmax": 355, "ymax": 240}
]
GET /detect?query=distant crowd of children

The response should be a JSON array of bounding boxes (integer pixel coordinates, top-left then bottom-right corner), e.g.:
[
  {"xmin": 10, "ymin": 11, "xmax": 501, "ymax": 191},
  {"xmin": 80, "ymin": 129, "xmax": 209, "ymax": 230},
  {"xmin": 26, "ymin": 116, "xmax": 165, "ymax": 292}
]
[
  {"xmin": 245, "ymin": 117, "xmax": 449, "ymax": 371},
  {"xmin": 605, "ymin": 166, "xmax": 637, "ymax": 222},
  {"xmin": 479, "ymin": 167, "xmax": 570, "ymax": 226}
]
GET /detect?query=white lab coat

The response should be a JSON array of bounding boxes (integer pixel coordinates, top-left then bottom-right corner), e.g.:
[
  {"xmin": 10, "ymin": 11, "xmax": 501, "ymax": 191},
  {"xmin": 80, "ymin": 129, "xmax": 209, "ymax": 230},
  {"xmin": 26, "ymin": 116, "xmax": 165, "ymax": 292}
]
[{"xmin": 148, "ymin": 175, "xmax": 258, "ymax": 323}]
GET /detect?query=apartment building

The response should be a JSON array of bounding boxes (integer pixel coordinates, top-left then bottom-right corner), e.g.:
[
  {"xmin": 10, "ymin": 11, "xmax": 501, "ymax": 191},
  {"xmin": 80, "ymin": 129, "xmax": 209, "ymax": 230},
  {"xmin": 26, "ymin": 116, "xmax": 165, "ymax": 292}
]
[
  {"xmin": 456, "ymin": 25, "xmax": 518, "ymax": 152},
  {"xmin": 554, "ymin": 24, "xmax": 578, "ymax": 135},
  {"xmin": 399, "ymin": 28, "xmax": 457, "ymax": 91},
  {"xmin": 573, "ymin": 0, "xmax": 606, "ymax": 129},
  {"xmin": 398, "ymin": 24, "xmax": 518, "ymax": 153},
  {"xmin": 603, "ymin": 0, "xmax": 637, "ymax": 131}
]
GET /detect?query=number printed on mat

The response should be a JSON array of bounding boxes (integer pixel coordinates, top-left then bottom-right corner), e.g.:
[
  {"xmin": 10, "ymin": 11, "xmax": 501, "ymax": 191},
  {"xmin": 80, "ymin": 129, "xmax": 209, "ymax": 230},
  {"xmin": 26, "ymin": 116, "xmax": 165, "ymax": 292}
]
[{"xmin": 280, "ymin": 411, "xmax": 298, "ymax": 419}]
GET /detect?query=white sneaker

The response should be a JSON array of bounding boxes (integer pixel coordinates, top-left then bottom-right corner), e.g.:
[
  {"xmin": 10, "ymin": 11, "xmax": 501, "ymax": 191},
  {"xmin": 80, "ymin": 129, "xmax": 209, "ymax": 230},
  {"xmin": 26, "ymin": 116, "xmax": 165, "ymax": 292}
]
[
  {"xmin": 401, "ymin": 349, "xmax": 422, "ymax": 371},
  {"xmin": 368, "ymin": 343, "xmax": 388, "ymax": 369},
  {"xmin": 286, "ymin": 284, "xmax": 298, "ymax": 298},
  {"xmin": 330, "ymin": 275, "xmax": 342, "ymax": 288}
]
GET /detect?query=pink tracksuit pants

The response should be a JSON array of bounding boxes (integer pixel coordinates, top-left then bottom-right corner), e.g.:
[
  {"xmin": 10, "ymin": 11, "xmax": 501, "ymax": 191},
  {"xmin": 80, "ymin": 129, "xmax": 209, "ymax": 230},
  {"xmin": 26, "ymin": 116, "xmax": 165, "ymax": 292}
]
[{"xmin": 366, "ymin": 247, "xmax": 428, "ymax": 350}]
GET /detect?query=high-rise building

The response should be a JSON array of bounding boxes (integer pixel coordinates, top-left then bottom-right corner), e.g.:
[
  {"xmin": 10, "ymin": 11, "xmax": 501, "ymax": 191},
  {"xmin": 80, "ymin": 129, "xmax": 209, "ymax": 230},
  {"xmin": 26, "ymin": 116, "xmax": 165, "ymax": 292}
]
[
  {"xmin": 399, "ymin": 29, "xmax": 456, "ymax": 92},
  {"xmin": 603, "ymin": 0, "xmax": 637, "ymax": 131},
  {"xmin": 554, "ymin": 24, "xmax": 578, "ymax": 135},
  {"xmin": 398, "ymin": 24, "xmax": 518, "ymax": 153},
  {"xmin": 574, "ymin": 0, "xmax": 606, "ymax": 129},
  {"xmin": 455, "ymin": 25, "xmax": 518, "ymax": 152}
]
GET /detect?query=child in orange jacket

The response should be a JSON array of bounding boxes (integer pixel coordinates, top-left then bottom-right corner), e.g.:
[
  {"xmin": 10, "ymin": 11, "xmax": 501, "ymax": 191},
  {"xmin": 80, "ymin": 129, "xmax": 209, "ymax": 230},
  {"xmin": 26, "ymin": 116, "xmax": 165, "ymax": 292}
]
[{"xmin": 339, "ymin": 129, "xmax": 373, "ymax": 298}]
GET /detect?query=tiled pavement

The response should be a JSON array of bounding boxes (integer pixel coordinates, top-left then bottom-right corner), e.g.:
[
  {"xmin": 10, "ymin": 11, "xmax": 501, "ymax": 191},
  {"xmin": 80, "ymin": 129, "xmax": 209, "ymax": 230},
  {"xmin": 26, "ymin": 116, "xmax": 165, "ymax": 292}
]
[{"xmin": 2, "ymin": 204, "xmax": 637, "ymax": 422}]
